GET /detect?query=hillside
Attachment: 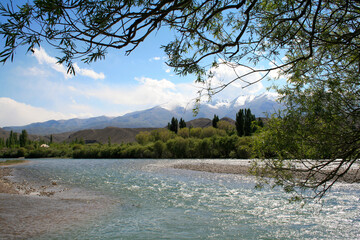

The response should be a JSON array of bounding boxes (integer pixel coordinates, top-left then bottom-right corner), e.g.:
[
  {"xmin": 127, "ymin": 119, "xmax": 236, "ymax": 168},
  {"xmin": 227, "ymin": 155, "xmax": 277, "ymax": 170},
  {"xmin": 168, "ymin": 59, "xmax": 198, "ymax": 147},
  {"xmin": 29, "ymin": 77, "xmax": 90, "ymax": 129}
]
[
  {"xmin": 220, "ymin": 117, "xmax": 236, "ymax": 125},
  {"xmin": 66, "ymin": 127, "xmax": 157, "ymax": 144},
  {"xmin": 186, "ymin": 118, "xmax": 212, "ymax": 128}
]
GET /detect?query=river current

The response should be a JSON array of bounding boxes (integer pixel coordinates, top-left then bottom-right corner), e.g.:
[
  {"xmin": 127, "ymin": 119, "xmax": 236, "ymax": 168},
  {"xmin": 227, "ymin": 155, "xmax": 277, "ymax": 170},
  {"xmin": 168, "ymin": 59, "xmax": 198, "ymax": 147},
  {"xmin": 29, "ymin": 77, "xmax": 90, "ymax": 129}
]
[{"xmin": 1, "ymin": 159, "xmax": 360, "ymax": 239}]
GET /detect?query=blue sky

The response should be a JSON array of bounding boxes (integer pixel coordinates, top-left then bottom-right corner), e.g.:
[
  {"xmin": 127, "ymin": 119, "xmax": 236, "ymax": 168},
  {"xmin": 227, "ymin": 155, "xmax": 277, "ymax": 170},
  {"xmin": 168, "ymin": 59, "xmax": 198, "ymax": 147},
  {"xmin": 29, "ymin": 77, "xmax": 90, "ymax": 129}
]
[{"xmin": 0, "ymin": 26, "xmax": 281, "ymax": 127}]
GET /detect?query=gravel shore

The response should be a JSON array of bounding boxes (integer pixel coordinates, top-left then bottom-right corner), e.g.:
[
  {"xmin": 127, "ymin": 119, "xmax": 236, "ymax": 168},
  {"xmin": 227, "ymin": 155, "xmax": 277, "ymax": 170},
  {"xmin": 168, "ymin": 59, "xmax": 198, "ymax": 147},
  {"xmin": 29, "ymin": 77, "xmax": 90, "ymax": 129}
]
[
  {"xmin": 0, "ymin": 166, "xmax": 58, "ymax": 196},
  {"xmin": 173, "ymin": 160, "xmax": 360, "ymax": 183},
  {"xmin": 173, "ymin": 162, "xmax": 252, "ymax": 175},
  {"xmin": 0, "ymin": 167, "xmax": 18, "ymax": 194}
]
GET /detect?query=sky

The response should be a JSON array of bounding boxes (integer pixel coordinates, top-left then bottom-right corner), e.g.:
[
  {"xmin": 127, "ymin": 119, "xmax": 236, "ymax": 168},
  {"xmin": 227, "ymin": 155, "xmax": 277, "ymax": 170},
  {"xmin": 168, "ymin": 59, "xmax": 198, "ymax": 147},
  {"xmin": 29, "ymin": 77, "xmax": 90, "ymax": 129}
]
[{"xmin": 0, "ymin": 26, "xmax": 282, "ymax": 128}]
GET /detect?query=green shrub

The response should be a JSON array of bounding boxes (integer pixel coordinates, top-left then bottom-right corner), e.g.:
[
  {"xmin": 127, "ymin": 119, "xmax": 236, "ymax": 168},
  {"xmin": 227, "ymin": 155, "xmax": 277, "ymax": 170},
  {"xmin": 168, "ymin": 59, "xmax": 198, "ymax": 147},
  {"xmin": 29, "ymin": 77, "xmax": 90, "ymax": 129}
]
[
  {"xmin": 178, "ymin": 127, "xmax": 190, "ymax": 138},
  {"xmin": 201, "ymin": 127, "xmax": 217, "ymax": 138},
  {"xmin": 189, "ymin": 128, "xmax": 202, "ymax": 138}
]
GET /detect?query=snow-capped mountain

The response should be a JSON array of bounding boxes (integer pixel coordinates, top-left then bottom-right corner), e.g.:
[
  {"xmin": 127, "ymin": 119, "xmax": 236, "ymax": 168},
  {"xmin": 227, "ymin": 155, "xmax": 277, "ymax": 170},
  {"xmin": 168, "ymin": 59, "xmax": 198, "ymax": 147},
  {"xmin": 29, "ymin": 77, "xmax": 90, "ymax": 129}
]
[
  {"xmin": 4, "ymin": 92, "xmax": 282, "ymax": 135},
  {"xmin": 163, "ymin": 91, "xmax": 281, "ymax": 120}
]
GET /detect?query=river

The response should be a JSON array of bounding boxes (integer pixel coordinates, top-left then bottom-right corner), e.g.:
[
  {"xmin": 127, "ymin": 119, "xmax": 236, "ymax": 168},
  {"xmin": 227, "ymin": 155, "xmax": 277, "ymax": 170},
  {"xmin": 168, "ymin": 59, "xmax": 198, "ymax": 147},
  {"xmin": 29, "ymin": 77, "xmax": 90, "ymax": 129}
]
[{"xmin": 1, "ymin": 159, "xmax": 360, "ymax": 239}]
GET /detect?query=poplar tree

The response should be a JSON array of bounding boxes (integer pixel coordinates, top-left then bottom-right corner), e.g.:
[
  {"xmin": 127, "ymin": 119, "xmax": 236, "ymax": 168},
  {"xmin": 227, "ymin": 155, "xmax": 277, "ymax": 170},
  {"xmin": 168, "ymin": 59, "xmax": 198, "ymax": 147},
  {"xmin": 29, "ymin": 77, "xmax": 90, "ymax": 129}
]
[
  {"xmin": 244, "ymin": 109, "xmax": 255, "ymax": 136},
  {"xmin": 6, "ymin": 130, "xmax": 18, "ymax": 148},
  {"xmin": 19, "ymin": 129, "xmax": 28, "ymax": 147},
  {"xmin": 179, "ymin": 118, "xmax": 186, "ymax": 129},
  {"xmin": 168, "ymin": 117, "xmax": 178, "ymax": 134},
  {"xmin": 235, "ymin": 109, "xmax": 245, "ymax": 137},
  {"xmin": 212, "ymin": 115, "xmax": 219, "ymax": 128}
]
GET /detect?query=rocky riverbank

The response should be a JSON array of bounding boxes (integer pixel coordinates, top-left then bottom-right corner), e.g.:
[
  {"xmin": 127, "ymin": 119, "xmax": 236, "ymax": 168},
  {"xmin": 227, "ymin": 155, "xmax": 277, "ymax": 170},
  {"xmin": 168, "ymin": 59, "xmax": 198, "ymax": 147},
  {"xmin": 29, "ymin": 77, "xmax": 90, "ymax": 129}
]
[{"xmin": 0, "ymin": 166, "xmax": 60, "ymax": 196}]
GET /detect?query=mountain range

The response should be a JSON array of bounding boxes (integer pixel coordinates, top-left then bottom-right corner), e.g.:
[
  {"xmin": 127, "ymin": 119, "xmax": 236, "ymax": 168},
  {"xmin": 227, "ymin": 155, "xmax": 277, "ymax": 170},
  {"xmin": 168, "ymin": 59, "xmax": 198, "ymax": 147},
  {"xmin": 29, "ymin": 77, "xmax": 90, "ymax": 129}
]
[{"xmin": 4, "ymin": 92, "xmax": 281, "ymax": 135}]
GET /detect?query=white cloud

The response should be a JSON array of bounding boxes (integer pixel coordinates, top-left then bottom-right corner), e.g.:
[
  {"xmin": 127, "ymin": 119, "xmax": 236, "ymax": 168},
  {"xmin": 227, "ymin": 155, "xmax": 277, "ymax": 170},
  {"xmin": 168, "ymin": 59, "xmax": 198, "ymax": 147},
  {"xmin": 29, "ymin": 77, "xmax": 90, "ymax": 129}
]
[
  {"xmin": 0, "ymin": 98, "xmax": 73, "ymax": 127},
  {"xmin": 67, "ymin": 63, "xmax": 265, "ymax": 112},
  {"xmin": 32, "ymin": 47, "xmax": 105, "ymax": 80},
  {"xmin": 77, "ymin": 77, "xmax": 189, "ymax": 107},
  {"xmin": 73, "ymin": 63, "xmax": 105, "ymax": 80},
  {"xmin": 149, "ymin": 56, "xmax": 161, "ymax": 61},
  {"xmin": 135, "ymin": 77, "xmax": 176, "ymax": 90},
  {"xmin": 33, "ymin": 47, "xmax": 70, "ymax": 79}
]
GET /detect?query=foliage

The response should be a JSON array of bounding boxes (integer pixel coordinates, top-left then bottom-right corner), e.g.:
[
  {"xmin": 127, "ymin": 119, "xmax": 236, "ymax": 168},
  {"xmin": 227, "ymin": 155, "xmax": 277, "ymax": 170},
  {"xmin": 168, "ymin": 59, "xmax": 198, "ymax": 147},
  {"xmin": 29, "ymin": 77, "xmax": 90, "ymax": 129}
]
[
  {"xmin": 19, "ymin": 130, "xmax": 28, "ymax": 147},
  {"xmin": 201, "ymin": 127, "xmax": 217, "ymax": 138},
  {"xmin": 212, "ymin": 115, "xmax": 219, "ymax": 128},
  {"xmin": 179, "ymin": 118, "xmax": 186, "ymax": 129},
  {"xmin": 244, "ymin": 109, "xmax": 256, "ymax": 136},
  {"xmin": 168, "ymin": 117, "xmax": 178, "ymax": 134},
  {"xmin": 151, "ymin": 128, "xmax": 176, "ymax": 142},
  {"xmin": 6, "ymin": 131, "xmax": 18, "ymax": 148},
  {"xmin": 254, "ymin": 98, "xmax": 360, "ymax": 199},
  {"xmin": 136, "ymin": 131, "xmax": 154, "ymax": 145},
  {"xmin": 189, "ymin": 127, "xmax": 202, "ymax": 138},
  {"xmin": 0, "ymin": 126, "xmax": 255, "ymax": 160},
  {"xmin": 236, "ymin": 108, "xmax": 257, "ymax": 136},
  {"xmin": 177, "ymin": 127, "xmax": 190, "ymax": 138},
  {"xmin": 235, "ymin": 110, "xmax": 245, "ymax": 137},
  {"xmin": 0, "ymin": 138, "xmax": 5, "ymax": 148},
  {"xmin": 217, "ymin": 120, "xmax": 235, "ymax": 135}
]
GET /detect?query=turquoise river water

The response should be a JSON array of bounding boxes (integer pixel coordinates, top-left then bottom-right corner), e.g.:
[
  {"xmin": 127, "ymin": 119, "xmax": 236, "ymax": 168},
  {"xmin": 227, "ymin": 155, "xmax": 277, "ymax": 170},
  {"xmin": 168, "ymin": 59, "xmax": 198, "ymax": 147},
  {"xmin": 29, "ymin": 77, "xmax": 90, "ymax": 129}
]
[{"xmin": 1, "ymin": 159, "xmax": 360, "ymax": 239}]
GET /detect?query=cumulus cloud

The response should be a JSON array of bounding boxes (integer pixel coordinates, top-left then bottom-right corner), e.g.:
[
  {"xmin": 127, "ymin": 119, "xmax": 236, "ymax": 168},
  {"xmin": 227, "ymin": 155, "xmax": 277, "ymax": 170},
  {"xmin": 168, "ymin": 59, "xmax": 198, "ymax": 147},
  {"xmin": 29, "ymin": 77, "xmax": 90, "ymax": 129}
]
[
  {"xmin": 0, "ymin": 98, "xmax": 72, "ymax": 127},
  {"xmin": 73, "ymin": 63, "xmax": 105, "ymax": 80},
  {"xmin": 33, "ymin": 47, "xmax": 69, "ymax": 78},
  {"xmin": 77, "ymin": 77, "xmax": 190, "ymax": 107},
  {"xmin": 32, "ymin": 47, "xmax": 105, "ymax": 80},
  {"xmin": 68, "ymin": 64, "xmax": 265, "ymax": 113}
]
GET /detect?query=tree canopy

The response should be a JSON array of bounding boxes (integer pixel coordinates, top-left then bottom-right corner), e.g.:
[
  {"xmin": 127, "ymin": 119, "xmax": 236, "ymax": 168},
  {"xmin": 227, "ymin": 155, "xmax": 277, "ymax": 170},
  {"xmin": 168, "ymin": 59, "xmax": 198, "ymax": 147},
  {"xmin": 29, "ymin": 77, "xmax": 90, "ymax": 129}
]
[
  {"xmin": 1, "ymin": 0, "xmax": 359, "ymax": 199},
  {"xmin": 1, "ymin": 0, "xmax": 359, "ymax": 89}
]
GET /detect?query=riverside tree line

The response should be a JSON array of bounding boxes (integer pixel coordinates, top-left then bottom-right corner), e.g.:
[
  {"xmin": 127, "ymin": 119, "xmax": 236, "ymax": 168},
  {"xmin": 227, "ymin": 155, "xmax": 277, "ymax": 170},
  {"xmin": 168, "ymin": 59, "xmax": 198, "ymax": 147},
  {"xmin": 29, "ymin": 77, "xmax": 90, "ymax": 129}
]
[{"xmin": 0, "ymin": 109, "xmax": 265, "ymax": 159}]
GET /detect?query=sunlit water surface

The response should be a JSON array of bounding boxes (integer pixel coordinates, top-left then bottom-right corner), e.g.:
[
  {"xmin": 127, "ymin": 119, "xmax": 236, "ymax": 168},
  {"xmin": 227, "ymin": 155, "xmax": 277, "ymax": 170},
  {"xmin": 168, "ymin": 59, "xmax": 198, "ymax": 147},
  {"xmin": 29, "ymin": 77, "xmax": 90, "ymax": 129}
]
[{"xmin": 2, "ymin": 159, "xmax": 360, "ymax": 239}]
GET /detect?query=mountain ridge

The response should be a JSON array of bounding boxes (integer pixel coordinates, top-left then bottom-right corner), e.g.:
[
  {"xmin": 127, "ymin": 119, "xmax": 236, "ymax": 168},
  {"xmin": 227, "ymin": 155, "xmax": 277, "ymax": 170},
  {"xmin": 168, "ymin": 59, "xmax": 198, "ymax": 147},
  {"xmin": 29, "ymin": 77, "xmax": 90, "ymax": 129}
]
[{"xmin": 4, "ymin": 92, "xmax": 281, "ymax": 135}]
